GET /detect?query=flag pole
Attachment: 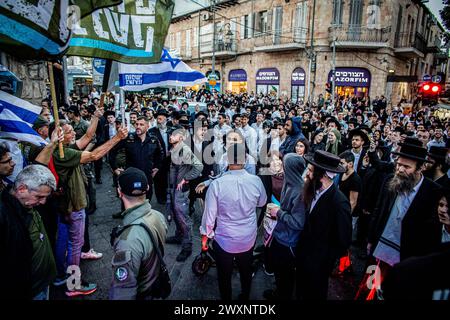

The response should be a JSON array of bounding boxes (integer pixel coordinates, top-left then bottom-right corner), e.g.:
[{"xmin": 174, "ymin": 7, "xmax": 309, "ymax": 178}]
[
  {"xmin": 47, "ymin": 61, "xmax": 64, "ymax": 158},
  {"xmin": 100, "ymin": 59, "xmax": 113, "ymax": 112}
]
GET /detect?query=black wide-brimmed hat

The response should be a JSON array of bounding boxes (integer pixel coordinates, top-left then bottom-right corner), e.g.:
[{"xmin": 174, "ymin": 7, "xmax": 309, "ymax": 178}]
[
  {"xmin": 428, "ymin": 146, "xmax": 448, "ymax": 164},
  {"xmin": 304, "ymin": 150, "xmax": 346, "ymax": 173},
  {"xmin": 348, "ymin": 128, "xmax": 370, "ymax": 146},
  {"xmin": 392, "ymin": 137, "xmax": 432, "ymax": 163},
  {"xmin": 326, "ymin": 117, "xmax": 342, "ymax": 130},
  {"xmin": 155, "ymin": 109, "xmax": 169, "ymax": 117}
]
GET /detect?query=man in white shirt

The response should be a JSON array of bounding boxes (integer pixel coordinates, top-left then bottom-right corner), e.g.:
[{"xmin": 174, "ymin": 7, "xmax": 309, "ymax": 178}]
[
  {"xmin": 251, "ymin": 113, "xmax": 265, "ymax": 145},
  {"xmin": 213, "ymin": 113, "xmax": 232, "ymax": 155},
  {"xmin": 201, "ymin": 143, "xmax": 267, "ymax": 300},
  {"xmin": 240, "ymin": 113, "xmax": 258, "ymax": 159}
]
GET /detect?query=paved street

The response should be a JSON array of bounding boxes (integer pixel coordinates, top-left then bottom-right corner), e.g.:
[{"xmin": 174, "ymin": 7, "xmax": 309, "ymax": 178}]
[{"xmin": 51, "ymin": 165, "xmax": 366, "ymax": 300}]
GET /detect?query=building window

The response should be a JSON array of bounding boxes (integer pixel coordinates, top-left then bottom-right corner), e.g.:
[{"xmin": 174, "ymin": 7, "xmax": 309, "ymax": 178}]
[
  {"xmin": 244, "ymin": 15, "xmax": 249, "ymax": 38},
  {"xmin": 186, "ymin": 29, "xmax": 191, "ymax": 57},
  {"xmin": 332, "ymin": 0, "xmax": 343, "ymax": 26},
  {"xmin": 294, "ymin": 1, "xmax": 308, "ymax": 42},
  {"xmin": 176, "ymin": 32, "xmax": 181, "ymax": 55},
  {"xmin": 256, "ymin": 11, "xmax": 268, "ymax": 35},
  {"xmin": 193, "ymin": 27, "xmax": 198, "ymax": 47},
  {"xmin": 349, "ymin": 0, "xmax": 363, "ymax": 27}
]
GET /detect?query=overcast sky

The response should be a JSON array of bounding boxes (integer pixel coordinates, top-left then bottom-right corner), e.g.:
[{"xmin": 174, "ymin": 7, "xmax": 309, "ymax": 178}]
[{"xmin": 173, "ymin": 0, "xmax": 447, "ymax": 29}]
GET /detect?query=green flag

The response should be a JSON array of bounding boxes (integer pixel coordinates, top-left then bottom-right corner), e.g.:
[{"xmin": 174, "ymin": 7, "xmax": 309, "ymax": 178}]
[
  {"xmin": 0, "ymin": 0, "xmax": 122, "ymax": 59},
  {"xmin": 66, "ymin": 0, "xmax": 174, "ymax": 64}
]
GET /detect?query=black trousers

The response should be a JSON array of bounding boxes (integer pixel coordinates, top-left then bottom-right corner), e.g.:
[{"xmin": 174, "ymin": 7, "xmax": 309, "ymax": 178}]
[
  {"xmin": 213, "ymin": 240, "xmax": 254, "ymax": 301},
  {"xmin": 296, "ymin": 259, "xmax": 332, "ymax": 300},
  {"xmin": 94, "ymin": 158, "xmax": 103, "ymax": 181},
  {"xmin": 270, "ymin": 237, "xmax": 296, "ymax": 300},
  {"xmin": 153, "ymin": 157, "xmax": 170, "ymax": 203},
  {"xmin": 82, "ymin": 212, "xmax": 91, "ymax": 253}
]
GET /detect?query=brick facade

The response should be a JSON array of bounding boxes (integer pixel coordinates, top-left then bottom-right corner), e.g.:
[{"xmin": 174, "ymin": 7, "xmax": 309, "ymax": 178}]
[{"xmin": 168, "ymin": 0, "xmax": 446, "ymax": 105}]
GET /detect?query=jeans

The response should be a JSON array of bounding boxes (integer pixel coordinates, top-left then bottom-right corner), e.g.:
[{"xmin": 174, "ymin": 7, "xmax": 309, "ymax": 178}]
[
  {"xmin": 67, "ymin": 209, "xmax": 86, "ymax": 267},
  {"xmin": 55, "ymin": 216, "xmax": 70, "ymax": 277},
  {"xmin": 213, "ymin": 241, "xmax": 254, "ymax": 301},
  {"xmin": 172, "ymin": 189, "xmax": 192, "ymax": 250},
  {"xmin": 33, "ymin": 286, "xmax": 49, "ymax": 300}
]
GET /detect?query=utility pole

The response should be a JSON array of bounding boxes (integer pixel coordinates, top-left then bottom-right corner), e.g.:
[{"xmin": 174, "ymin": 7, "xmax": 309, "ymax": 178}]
[
  {"xmin": 211, "ymin": 0, "xmax": 216, "ymax": 81},
  {"xmin": 307, "ymin": 0, "xmax": 316, "ymax": 104},
  {"xmin": 331, "ymin": 27, "xmax": 336, "ymax": 106}
]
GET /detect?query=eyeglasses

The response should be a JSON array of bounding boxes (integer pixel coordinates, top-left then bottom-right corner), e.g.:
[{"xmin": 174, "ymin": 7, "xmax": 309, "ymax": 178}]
[{"xmin": 0, "ymin": 157, "xmax": 13, "ymax": 164}]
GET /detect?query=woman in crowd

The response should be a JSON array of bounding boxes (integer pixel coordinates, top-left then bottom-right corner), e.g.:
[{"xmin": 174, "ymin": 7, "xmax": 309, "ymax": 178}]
[
  {"xmin": 294, "ymin": 138, "xmax": 310, "ymax": 158},
  {"xmin": 325, "ymin": 128, "xmax": 344, "ymax": 156},
  {"xmin": 310, "ymin": 130, "xmax": 325, "ymax": 153},
  {"xmin": 264, "ymin": 153, "xmax": 306, "ymax": 300}
]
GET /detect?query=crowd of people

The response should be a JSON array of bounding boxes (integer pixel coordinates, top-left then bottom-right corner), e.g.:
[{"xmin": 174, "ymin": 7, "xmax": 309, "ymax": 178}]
[{"xmin": 1, "ymin": 86, "xmax": 449, "ymax": 300}]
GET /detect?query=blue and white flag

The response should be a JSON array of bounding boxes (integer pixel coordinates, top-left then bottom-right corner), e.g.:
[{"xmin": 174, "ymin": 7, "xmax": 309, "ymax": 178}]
[
  {"xmin": 0, "ymin": 90, "xmax": 47, "ymax": 146},
  {"xmin": 118, "ymin": 49, "xmax": 206, "ymax": 91}
]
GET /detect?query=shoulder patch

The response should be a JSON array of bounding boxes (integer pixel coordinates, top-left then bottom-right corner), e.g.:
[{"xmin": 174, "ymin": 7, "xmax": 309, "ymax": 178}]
[
  {"xmin": 112, "ymin": 250, "xmax": 131, "ymax": 266},
  {"xmin": 115, "ymin": 267, "xmax": 129, "ymax": 282}
]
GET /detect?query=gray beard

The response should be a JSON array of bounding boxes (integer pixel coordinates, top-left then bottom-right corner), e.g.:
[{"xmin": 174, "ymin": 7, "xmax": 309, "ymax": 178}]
[
  {"xmin": 158, "ymin": 123, "xmax": 166, "ymax": 130},
  {"xmin": 387, "ymin": 173, "xmax": 417, "ymax": 194}
]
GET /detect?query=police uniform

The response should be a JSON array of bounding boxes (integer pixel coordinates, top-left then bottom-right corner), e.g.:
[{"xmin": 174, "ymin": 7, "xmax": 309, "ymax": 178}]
[
  {"xmin": 110, "ymin": 200, "xmax": 168, "ymax": 300},
  {"xmin": 109, "ymin": 132, "xmax": 164, "ymax": 200}
]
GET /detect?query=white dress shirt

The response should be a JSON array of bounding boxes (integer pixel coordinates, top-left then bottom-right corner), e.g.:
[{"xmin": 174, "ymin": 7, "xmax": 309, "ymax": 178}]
[
  {"xmin": 310, "ymin": 183, "xmax": 333, "ymax": 212},
  {"xmin": 200, "ymin": 169, "xmax": 267, "ymax": 253},
  {"xmin": 241, "ymin": 125, "xmax": 258, "ymax": 159}
]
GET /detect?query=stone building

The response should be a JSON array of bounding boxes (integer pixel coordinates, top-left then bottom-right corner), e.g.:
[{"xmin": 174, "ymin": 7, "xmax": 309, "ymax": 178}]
[{"xmin": 167, "ymin": 0, "xmax": 446, "ymax": 105}]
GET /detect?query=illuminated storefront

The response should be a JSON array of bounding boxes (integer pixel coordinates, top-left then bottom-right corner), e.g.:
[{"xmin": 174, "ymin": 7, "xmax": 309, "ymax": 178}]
[
  {"xmin": 328, "ymin": 67, "xmax": 371, "ymax": 98},
  {"xmin": 256, "ymin": 68, "xmax": 280, "ymax": 96},
  {"xmin": 291, "ymin": 67, "xmax": 306, "ymax": 102},
  {"xmin": 228, "ymin": 69, "xmax": 247, "ymax": 93}
]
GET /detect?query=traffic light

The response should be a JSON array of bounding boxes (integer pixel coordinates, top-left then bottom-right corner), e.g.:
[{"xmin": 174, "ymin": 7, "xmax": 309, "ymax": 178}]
[{"xmin": 420, "ymin": 82, "xmax": 441, "ymax": 96}]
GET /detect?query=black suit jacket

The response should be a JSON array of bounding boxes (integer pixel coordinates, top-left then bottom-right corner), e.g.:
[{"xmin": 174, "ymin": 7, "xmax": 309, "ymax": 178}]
[
  {"xmin": 296, "ymin": 184, "xmax": 352, "ymax": 273},
  {"xmin": 149, "ymin": 127, "xmax": 170, "ymax": 158},
  {"xmin": 368, "ymin": 175, "xmax": 442, "ymax": 261}
]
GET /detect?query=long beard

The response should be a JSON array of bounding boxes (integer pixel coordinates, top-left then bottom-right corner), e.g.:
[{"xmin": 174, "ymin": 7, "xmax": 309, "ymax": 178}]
[
  {"xmin": 387, "ymin": 173, "xmax": 417, "ymax": 194},
  {"xmin": 157, "ymin": 122, "xmax": 167, "ymax": 130},
  {"xmin": 303, "ymin": 174, "xmax": 323, "ymax": 209}
]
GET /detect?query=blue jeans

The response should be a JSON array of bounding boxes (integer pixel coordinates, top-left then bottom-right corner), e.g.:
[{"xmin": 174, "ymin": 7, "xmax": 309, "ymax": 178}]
[
  {"xmin": 55, "ymin": 216, "xmax": 70, "ymax": 277},
  {"xmin": 67, "ymin": 209, "xmax": 86, "ymax": 267},
  {"xmin": 172, "ymin": 189, "xmax": 192, "ymax": 250},
  {"xmin": 33, "ymin": 286, "xmax": 49, "ymax": 300}
]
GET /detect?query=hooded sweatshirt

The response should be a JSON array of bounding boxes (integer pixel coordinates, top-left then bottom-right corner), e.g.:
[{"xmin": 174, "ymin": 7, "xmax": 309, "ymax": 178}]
[
  {"xmin": 273, "ymin": 153, "xmax": 307, "ymax": 248},
  {"xmin": 279, "ymin": 117, "xmax": 306, "ymax": 155}
]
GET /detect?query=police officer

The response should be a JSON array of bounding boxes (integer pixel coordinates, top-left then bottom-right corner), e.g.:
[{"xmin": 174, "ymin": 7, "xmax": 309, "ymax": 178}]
[
  {"xmin": 110, "ymin": 168, "xmax": 168, "ymax": 300},
  {"xmin": 109, "ymin": 116, "xmax": 165, "ymax": 201}
]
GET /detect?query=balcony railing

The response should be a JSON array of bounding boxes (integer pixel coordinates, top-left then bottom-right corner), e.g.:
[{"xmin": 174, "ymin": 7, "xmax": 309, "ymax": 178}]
[
  {"xmin": 254, "ymin": 28, "xmax": 307, "ymax": 50},
  {"xmin": 426, "ymin": 36, "xmax": 442, "ymax": 53},
  {"xmin": 199, "ymin": 39, "xmax": 237, "ymax": 57},
  {"xmin": 328, "ymin": 25, "xmax": 391, "ymax": 45},
  {"xmin": 395, "ymin": 31, "xmax": 426, "ymax": 53}
]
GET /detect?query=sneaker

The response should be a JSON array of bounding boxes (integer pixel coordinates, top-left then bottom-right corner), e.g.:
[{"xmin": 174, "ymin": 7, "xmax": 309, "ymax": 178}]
[
  {"xmin": 176, "ymin": 249, "xmax": 192, "ymax": 262},
  {"xmin": 166, "ymin": 236, "xmax": 182, "ymax": 245},
  {"xmin": 81, "ymin": 249, "xmax": 103, "ymax": 260},
  {"xmin": 65, "ymin": 281, "xmax": 97, "ymax": 297},
  {"xmin": 263, "ymin": 264, "xmax": 274, "ymax": 276},
  {"xmin": 53, "ymin": 274, "xmax": 69, "ymax": 287}
]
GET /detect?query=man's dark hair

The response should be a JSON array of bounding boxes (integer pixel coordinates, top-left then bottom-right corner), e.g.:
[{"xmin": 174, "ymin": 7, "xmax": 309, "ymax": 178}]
[
  {"xmin": 0, "ymin": 142, "xmax": 10, "ymax": 159},
  {"xmin": 339, "ymin": 150, "xmax": 355, "ymax": 164},
  {"xmin": 136, "ymin": 116, "xmax": 149, "ymax": 122},
  {"xmin": 130, "ymin": 111, "xmax": 139, "ymax": 117}
]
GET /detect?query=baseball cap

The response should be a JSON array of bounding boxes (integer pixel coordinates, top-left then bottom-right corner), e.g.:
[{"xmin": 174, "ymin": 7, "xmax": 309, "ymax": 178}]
[
  {"xmin": 118, "ymin": 167, "xmax": 148, "ymax": 196},
  {"xmin": 32, "ymin": 116, "xmax": 50, "ymax": 130}
]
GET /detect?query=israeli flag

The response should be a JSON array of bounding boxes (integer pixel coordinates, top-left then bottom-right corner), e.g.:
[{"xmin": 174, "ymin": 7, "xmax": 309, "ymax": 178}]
[
  {"xmin": 119, "ymin": 49, "xmax": 207, "ymax": 91},
  {"xmin": 0, "ymin": 90, "xmax": 47, "ymax": 146}
]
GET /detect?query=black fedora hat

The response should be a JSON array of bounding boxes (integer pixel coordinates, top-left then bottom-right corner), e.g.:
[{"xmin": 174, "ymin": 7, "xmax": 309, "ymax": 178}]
[
  {"xmin": 392, "ymin": 137, "xmax": 431, "ymax": 163},
  {"xmin": 428, "ymin": 146, "xmax": 448, "ymax": 164},
  {"xmin": 348, "ymin": 128, "xmax": 370, "ymax": 146},
  {"xmin": 156, "ymin": 109, "xmax": 169, "ymax": 117},
  {"xmin": 326, "ymin": 117, "xmax": 342, "ymax": 130},
  {"xmin": 304, "ymin": 150, "xmax": 346, "ymax": 173}
]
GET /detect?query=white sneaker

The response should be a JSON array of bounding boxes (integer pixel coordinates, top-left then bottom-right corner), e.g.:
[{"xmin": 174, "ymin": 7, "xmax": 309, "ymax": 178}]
[{"xmin": 81, "ymin": 248, "xmax": 103, "ymax": 260}]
